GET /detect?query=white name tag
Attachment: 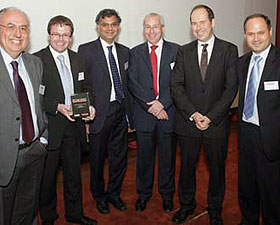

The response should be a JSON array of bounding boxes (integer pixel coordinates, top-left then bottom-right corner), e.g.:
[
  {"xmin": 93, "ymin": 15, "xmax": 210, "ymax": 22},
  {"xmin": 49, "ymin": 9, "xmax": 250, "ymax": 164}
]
[
  {"xmin": 264, "ymin": 81, "xmax": 279, "ymax": 91},
  {"xmin": 39, "ymin": 84, "xmax": 45, "ymax": 95},
  {"xmin": 78, "ymin": 72, "xmax": 84, "ymax": 81},
  {"xmin": 170, "ymin": 62, "xmax": 175, "ymax": 70},
  {"xmin": 124, "ymin": 61, "xmax": 128, "ymax": 70}
]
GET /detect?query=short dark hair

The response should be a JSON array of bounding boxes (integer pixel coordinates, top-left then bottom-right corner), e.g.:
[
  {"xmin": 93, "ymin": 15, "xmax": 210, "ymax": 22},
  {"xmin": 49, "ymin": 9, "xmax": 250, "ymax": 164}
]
[
  {"xmin": 47, "ymin": 15, "xmax": 74, "ymax": 37},
  {"xmin": 95, "ymin": 9, "xmax": 121, "ymax": 25},
  {"xmin": 244, "ymin": 13, "xmax": 271, "ymax": 33},
  {"xmin": 190, "ymin": 4, "xmax": 215, "ymax": 22}
]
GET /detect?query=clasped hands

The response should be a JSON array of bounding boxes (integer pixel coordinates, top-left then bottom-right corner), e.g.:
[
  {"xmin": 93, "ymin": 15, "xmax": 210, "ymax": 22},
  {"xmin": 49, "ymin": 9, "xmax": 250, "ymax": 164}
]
[
  {"xmin": 147, "ymin": 100, "xmax": 169, "ymax": 120},
  {"xmin": 192, "ymin": 112, "xmax": 211, "ymax": 131},
  {"xmin": 57, "ymin": 103, "xmax": 96, "ymax": 122}
]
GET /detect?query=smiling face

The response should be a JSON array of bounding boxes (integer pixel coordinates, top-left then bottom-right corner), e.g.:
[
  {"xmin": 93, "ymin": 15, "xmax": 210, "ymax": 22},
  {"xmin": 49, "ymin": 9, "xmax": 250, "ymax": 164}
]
[
  {"xmin": 143, "ymin": 15, "xmax": 164, "ymax": 45},
  {"xmin": 245, "ymin": 17, "xmax": 272, "ymax": 54},
  {"xmin": 97, "ymin": 15, "xmax": 120, "ymax": 44},
  {"xmin": 0, "ymin": 9, "xmax": 29, "ymax": 58},
  {"xmin": 190, "ymin": 7, "xmax": 214, "ymax": 42},
  {"xmin": 49, "ymin": 24, "xmax": 72, "ymax": 53}
]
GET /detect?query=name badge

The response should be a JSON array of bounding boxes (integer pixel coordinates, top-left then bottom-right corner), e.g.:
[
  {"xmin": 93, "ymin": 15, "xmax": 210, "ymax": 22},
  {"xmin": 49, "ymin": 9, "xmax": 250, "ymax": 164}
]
[
  {"xmin": 264, "ymin": 81, "xmax": 279, "ymax": 91},
  {"xmin": 124, "ymin": 61, "xmax": 128, "ymax": 70},
  {"xmin": 39, "ymin": 84, "xmax": 45, "ymax": 95},
  {"xmin": 78, "ymin": 72, "xmax": 84, "ymax": 81},
  {"xmin": 170, "ymin": 62, "xmax": 175, "ymax": 70}
]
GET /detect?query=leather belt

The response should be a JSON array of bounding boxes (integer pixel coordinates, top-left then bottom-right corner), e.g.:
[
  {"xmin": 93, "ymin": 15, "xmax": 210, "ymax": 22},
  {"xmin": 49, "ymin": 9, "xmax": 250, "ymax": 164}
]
[{"xmin": 18, "ymin": 138, "xmax": 38, "ymax": 150}]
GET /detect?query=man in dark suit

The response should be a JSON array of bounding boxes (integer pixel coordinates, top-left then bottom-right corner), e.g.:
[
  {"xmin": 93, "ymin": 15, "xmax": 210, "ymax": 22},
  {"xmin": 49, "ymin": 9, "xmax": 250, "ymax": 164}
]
[
  {"xmin": 171, "ymin": 5, "xmax": 238, "ymax": 225},
  {"xmin": 238, "ymin": 14, "xmax": 280, "ymax": 225},
  {"xmin": 34, "ymin": 16, "xmax": 96, "ymax": 225},
  {"xmin": 78, "ymin": 9, "xmax": 130, "ymax": 214},
  {"xmin": 128, "ymin": 13, "xmax": 179, "ymax": 213},
  {"xmin": 0, "ymin": 7, "xmax": 47, "ymax": 225}
]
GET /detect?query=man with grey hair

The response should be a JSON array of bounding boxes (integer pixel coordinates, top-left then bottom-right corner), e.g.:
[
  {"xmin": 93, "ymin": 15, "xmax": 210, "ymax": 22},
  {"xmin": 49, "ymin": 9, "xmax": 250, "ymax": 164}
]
[
  {"xmin": 128, "ymin": 12, "xmax": 179, "ymax": 212},
  {"xmin": 0, "ymin": 7, "xmax": 47, "ymax": 225}
]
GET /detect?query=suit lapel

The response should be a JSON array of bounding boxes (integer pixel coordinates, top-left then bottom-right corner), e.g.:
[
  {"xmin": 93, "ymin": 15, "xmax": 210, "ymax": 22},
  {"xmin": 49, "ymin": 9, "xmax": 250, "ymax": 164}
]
[
  {"xmin": 140, "ymin": 43, "xmax": 153, "ymax": 74},
  {"xmin": 94, "ymin": 39, "xmax": 111, "ymax": 78},
  {"xmin": 189, "ymin": 41, "xmax": 201, "ymax": 80},
  {"xmin": 259, "ymin": 46, "xmax": 276, "ymax": 90},
  {"xmin": 68, "ymin": 50, "xmax": 79, "ymax": 92},
  {"xmin": 0, "ymin": 52, "xmax": 18, "ymax": 103},
  {"xmin": 115, "ymin": 43, "xmax": 126, "ymax": 82},
  {"xmin": 205, "ymin": 38, "xmax": 223, "ymax": 82}
]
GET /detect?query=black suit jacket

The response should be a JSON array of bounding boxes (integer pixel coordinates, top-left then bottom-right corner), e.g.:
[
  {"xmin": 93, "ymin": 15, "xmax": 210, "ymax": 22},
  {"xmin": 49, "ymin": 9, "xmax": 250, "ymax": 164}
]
[
  {"xmin": 78, "ymin": 38, "xmax": 131, "ymax": 134},
  {"xmin": 171, "ymin": 37, "xmax": 238, "ymax": 138},
  {"xmin": 34, "ymin": 47, "xmax": 85, "ymax": 149},
  {"xmin": 128, "ymin": 40, "xmax": 179, "ymax": 132},
  {"xmin": 238, "ymin": 45, "xmax": 280, "ymax": 161}
]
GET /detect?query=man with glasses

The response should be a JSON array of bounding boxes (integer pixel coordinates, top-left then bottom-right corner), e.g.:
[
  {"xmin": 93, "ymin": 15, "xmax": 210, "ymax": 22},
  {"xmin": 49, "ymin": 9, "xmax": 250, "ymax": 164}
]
[
  {"xmin": 78, "ymin": 9, "xmax": 131, "ymax": 215},
  {"xmin": 34, "ymin": 15, "xmax": 96, "ymax": 225},
  {"xmin": 0, "ymin": 7, "xmax": 47, "ymax": 225},
  {"xmin": 128, "ymin": 13, "xmax": 179, "ymax": 212}
]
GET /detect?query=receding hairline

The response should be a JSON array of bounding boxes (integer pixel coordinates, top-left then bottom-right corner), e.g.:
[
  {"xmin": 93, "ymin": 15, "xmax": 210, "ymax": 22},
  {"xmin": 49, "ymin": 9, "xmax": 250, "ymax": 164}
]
[
  {"xmin": 143, "ymin": 13, "xmax": 165, "ymax": 27},
  {"xmin": 0, "ymin": 7, "xmax": 30, "ymax": 25}
]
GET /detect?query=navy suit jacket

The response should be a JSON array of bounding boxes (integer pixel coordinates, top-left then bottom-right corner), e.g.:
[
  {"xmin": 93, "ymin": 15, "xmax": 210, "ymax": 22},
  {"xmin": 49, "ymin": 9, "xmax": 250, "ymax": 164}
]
[
  {"xmin": 128, "ymin": 40, "xmax": 179, "ymax": 133},
  {"xmin": 238, "ymin": 45, "xmax": 280, "ymax": 161},
  {"xmin": 34, "ymin": 47, "xmax": 86, "ymax": 150},
  {"xmin": 78, "ymin": 38, "xmax": 131, "ymax": 134},
  {"xmin": 171, "ymin": 37, "xmax": 238, "ymax": 138}
]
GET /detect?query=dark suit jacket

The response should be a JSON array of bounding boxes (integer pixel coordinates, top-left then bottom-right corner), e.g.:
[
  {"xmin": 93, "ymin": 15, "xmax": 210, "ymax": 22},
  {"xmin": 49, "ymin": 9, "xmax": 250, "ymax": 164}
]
[
  {"xmin": 171, "ymin": 37, "xmax": 238, "ymax": 138},
  {"xmin": 78, "ymin": 38, "xmax": 131, "ymax": 134},
  {"xmin": 34, "ymin": 47, "xmax": 85, "ymax": 150},
  {"xmin": 238, "ymin": 45, "xmax": 280, "ymax": 161},
  {"xmin": 0, "ymin": 51, "xmax": 48, "ymax": 186},
  {"xmin": 128, "ymin": 40, "xmax": 179, "ymax": 133}
]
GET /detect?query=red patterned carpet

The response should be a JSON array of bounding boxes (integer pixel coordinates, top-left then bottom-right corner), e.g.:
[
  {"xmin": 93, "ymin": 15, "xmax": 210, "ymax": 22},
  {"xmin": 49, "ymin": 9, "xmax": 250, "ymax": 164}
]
[{"xmin": 38, "ymin": 122, "xmax": 241, "ymax": 225}]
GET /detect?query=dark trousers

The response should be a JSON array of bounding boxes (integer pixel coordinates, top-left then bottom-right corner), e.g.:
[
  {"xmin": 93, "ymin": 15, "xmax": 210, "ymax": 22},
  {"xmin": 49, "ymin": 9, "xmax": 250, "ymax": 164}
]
[
  {"xmin": 0, "ymin": 140, "xmax": 46, "ymax": 225},
  {"xmin": 177, "ymin": 135, "xmax": 227, "ymax": 215},
  {"xmin": 89, "ymin": 102, "xmax": 128, "ymax": 202},
  {"xmin": 239, "ymin": 122, "xmax": 280, "ymax": 225},
  {"xmin": 39, "ymin": 123, "xmax": 83, "ymax": 222},
  {"xmin": 136, "ymin": 125, "xmax": 176, "ymax": 201}
]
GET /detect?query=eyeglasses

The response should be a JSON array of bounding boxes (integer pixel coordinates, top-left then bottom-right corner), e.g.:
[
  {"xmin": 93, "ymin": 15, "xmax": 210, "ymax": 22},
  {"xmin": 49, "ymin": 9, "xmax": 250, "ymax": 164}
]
[
  {"xmin": 99, "ymin": 22, "xmax": 119, "ymax": 28},
  {"xmin": 144, "ymin": 24, "xmax": 162, "ymax": 30},
  {"xmin": 0, "ymin": 23, "xmax": 29, "ymax": 34},
  {"xmin": 50, "ymin": 33, "xmax": 71, "ymax": 39}
]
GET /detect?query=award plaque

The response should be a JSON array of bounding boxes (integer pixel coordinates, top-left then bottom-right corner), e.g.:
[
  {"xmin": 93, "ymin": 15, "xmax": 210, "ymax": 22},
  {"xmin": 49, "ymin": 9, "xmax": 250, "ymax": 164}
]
[{"xmin": 71, "ymin": 92, "xmax": 90, "ymax": 118}]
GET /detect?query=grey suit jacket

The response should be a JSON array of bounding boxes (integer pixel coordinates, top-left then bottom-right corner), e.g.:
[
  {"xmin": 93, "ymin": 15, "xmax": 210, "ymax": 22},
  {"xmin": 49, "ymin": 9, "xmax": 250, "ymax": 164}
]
[
  {"xmin": 0, "ymin": 51, "xmax": 48, "ymax": 186},
  {"xmin": 128, "ymin": 40, "xmax": 179, "ymax": 133}
]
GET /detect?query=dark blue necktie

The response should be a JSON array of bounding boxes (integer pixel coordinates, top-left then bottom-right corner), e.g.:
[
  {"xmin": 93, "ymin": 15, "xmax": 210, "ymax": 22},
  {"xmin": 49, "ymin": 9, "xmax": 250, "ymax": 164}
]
[
  {"xmin": 107, "ymin": 45, "xmax": 124, "ymax": 103},
  {"xmin": 243, "ymin": 55, "xmax": 262, "ymax": 119}
]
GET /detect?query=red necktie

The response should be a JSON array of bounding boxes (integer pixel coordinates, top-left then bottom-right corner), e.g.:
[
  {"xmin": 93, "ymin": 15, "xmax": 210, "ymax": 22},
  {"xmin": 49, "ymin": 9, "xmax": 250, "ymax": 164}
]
[
  {"xmin": 150, "ymin": 45, "xmax": 158, "ymax": 97},
  {"xmin": 11, "ymin": 61, "xmax": 34, "ymax": 144}
]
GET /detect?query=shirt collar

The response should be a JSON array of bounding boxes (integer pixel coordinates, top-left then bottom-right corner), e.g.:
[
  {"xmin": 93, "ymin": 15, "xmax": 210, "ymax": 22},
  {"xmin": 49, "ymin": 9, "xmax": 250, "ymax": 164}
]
[
  {"xmin": 0, "ymin": 45, "xmax": 22, "ymax": 66},
  {"xmin": 148, "ymin": 38, "xmax": 163, "ymax": 49},
  {"xmin": 49, "ymin": 45, "xmax": 69, "ymax": 59},
  {"xmin": 252, "ymin": 44, "xmax": 271, "ymax": 61},
  {"xmin": 197, "ymin": 35, "xmax": 215, "ymax": 48}
]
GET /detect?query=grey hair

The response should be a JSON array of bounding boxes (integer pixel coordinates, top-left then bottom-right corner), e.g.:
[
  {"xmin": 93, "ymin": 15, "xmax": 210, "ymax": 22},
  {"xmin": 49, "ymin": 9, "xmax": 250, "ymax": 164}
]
[
  {"xmin": 143, "ymin": 13, "xmax": 165, "ymax": 27},
  {"xmin": 0, "ymin": 7, "xmax": 30, "ymax": 25}
]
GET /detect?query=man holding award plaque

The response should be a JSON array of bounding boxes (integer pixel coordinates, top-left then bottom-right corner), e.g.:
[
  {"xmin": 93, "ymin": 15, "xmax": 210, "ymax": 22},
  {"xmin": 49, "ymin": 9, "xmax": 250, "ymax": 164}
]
[{"xmin": 34, "ymin": 15, "xmax": 96, "ymax": 225}]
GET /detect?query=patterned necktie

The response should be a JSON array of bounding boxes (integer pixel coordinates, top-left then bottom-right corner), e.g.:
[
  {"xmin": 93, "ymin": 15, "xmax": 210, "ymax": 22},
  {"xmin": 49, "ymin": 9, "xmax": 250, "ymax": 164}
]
[
  {"xmin": 200, "ymin": 44, "xmax": 208, "ymax": 81},
  {"xmin": 243, "ymin": 55, "xmax": 263, "ymax": 120},
  {"xmin": 57, "ymin": 55, "xmax": 73, "ymax": 106},
  {"xmin": 150, "ymin": 45, "xmax": 158, "ymax": 97},
  {"xmin": 11, "ymin": 61, "xmax": 34, "ymax": 144},
  {"xmin": 107, "ymin": 46, "xmax": 124, "ymax": 103}
]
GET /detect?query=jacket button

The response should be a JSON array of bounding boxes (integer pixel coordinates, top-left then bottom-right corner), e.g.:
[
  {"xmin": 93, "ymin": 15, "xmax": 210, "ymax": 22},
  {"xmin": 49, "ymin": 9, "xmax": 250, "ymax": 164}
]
[
  {"xmin": 15, "ymin": 138, "xmax": 19, "ymax": 142},
  {"xmin": 16, "ymin": 117, "xmax": 20, "ymax": 121}
]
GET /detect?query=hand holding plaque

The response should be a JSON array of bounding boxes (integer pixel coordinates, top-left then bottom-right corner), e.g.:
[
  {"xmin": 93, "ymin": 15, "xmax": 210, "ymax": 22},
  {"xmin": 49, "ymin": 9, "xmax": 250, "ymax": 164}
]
[{"xmin": 71, "ymin": 92, "xmax": 90, "ymax": 118}]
